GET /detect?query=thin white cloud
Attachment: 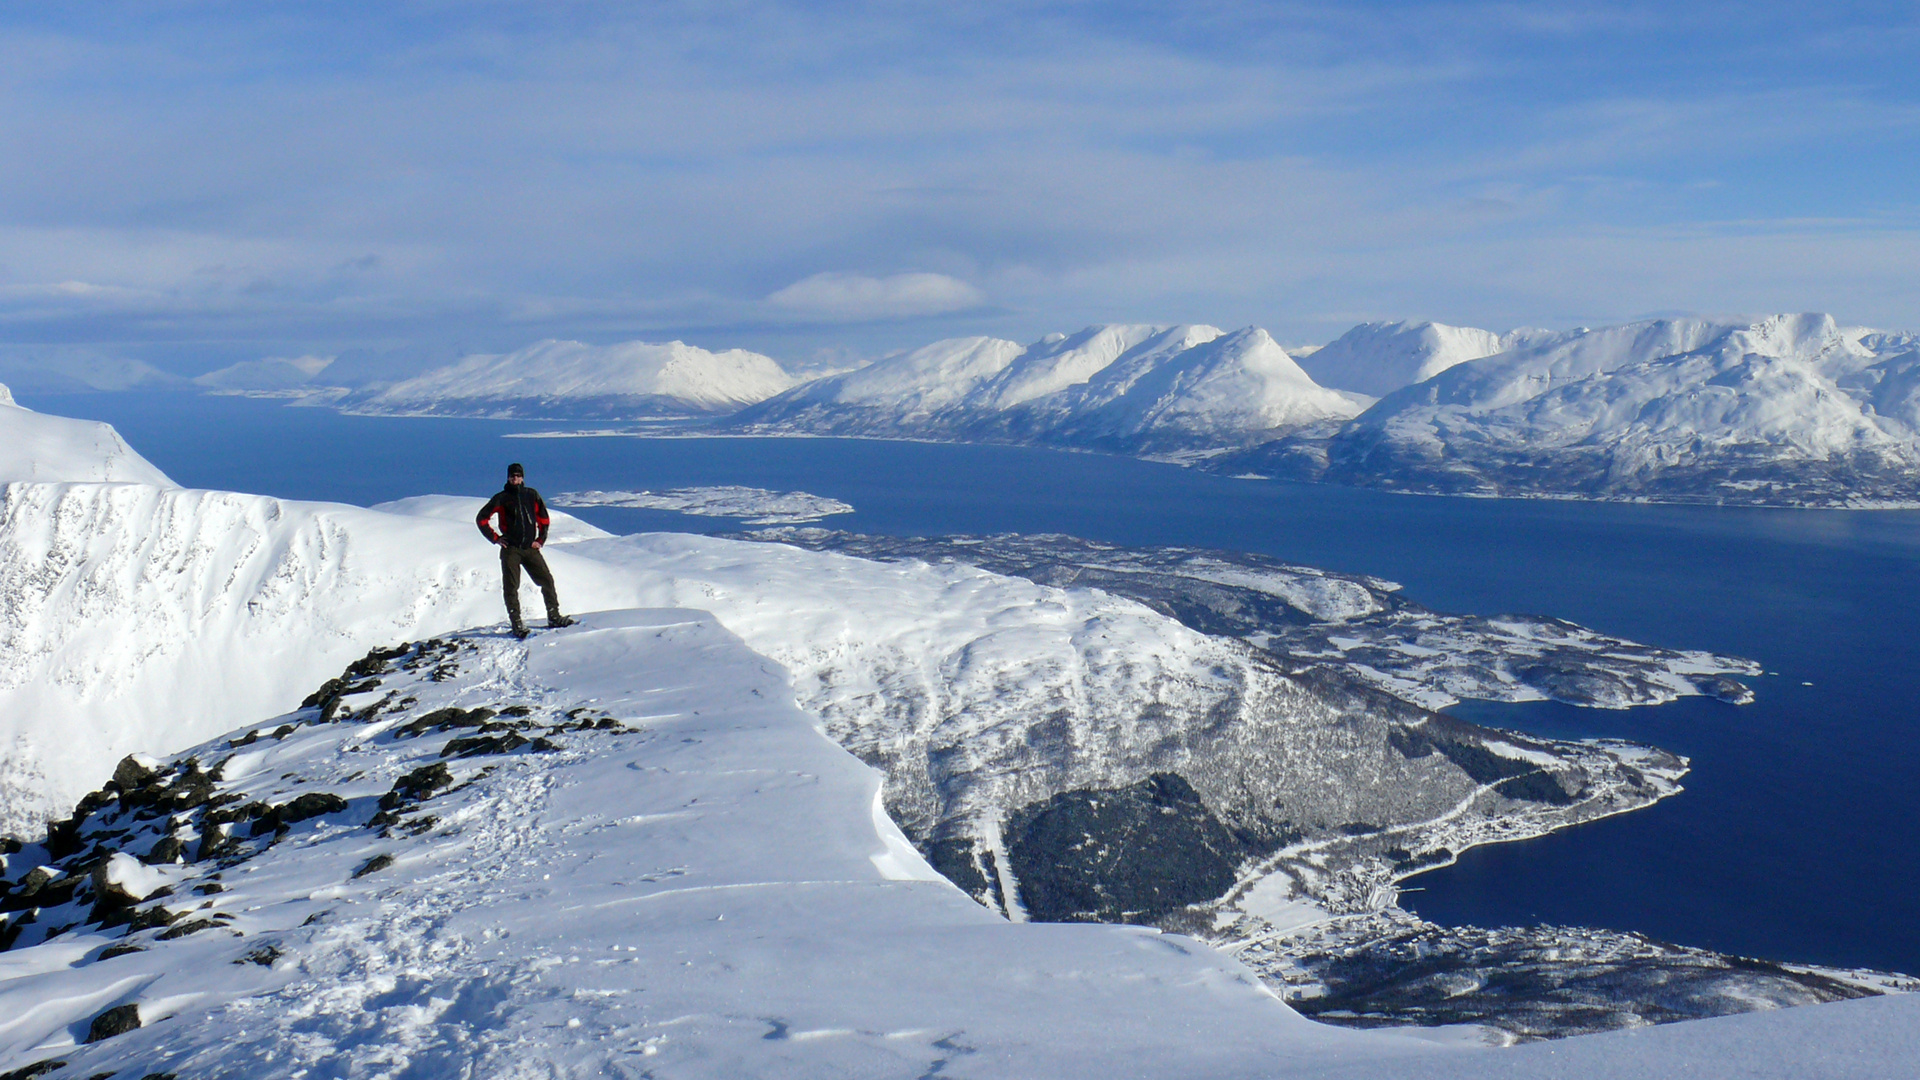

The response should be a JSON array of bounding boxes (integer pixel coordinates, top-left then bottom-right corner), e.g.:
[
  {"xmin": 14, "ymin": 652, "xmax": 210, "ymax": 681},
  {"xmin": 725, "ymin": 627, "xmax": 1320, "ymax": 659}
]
[{"xmin": 767, "ymin": 272, "xmax": 987, "ymax": 322}]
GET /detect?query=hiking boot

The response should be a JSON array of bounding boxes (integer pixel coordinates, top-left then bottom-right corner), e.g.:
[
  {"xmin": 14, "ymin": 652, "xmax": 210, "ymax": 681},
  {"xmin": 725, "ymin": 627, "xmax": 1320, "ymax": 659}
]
[
  {"xmin": 510, "ymin": 620, "xmax": 530, "ymax": 639},
  {"xmin": 547, "ymin": 614, "xmax": 577, "ymax": 629}
]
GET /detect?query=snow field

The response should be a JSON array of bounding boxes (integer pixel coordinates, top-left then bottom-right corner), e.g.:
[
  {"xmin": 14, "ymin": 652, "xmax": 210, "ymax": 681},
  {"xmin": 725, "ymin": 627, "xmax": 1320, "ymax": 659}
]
[{"xmin": 0, "ymin": 613, "xmax": 1438, "ymax": 1078}]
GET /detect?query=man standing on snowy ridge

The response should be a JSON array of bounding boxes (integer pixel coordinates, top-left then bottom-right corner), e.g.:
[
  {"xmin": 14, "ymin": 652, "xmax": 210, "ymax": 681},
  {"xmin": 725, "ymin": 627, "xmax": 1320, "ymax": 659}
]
[{"xmin": 476, "ymin": 462, "xmax": 576, "ymax": 638}]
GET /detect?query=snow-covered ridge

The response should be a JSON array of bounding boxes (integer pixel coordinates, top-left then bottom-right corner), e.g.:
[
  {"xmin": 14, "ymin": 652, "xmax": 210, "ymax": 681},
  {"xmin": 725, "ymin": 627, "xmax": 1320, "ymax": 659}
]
[
  {"xmin": 1251, "ymin": 312, "xmax": 1920, "ymax": 506},
  {"xmin": 550, "ymin": 486, "xmax": 854, "ymax": 524},
  {"xmin": 1296, "ymin": 320, "xmax": 1550, "ymax": 398},
  {"xmin": 730, "ymin": 323, "xmax": 1367, "ymax": 450},
  {"xmin": 0, "ymin": 617, "xmax": 1425, "ymax": 1077},
  {"xmin": 1, "ymin": 608, "xmax": 1910, "ymax": 1074},
  {"xmin": 0, "ymin": 384, "xmax": 174, "ymax": 486},
  {"xmin": 724, "ymin": 312, "xmax": 1920, "ymax": 506},
  {"xmin": 349, "ymin": 338, "xmax": 798, "ymax": 419}
]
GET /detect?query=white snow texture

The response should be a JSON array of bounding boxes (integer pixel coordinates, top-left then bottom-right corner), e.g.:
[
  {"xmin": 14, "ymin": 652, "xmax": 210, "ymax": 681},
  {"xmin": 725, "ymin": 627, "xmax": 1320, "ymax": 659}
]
[{"xmin": 2, "ymin": 399, "xmax": 1915, "ymax": 1077}]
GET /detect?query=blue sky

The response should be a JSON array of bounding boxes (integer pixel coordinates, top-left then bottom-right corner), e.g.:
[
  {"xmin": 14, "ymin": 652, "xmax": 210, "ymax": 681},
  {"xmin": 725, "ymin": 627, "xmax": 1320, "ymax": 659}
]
[{"xmin": 1, "ymin": 1, "xmax": 1916, "ymax": 379}]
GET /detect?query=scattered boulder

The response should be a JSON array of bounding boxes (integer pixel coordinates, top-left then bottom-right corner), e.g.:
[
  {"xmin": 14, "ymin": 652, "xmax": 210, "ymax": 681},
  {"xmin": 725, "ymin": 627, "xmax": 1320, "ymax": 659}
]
[
  {"xmin": 354, "ymin": 854, "xmax": 395, "ymax": 878},
  {"xmin": 442, "ymin": 733, "xmax": 528, "ymax": 759},
  {"xmin": 250, "ymin": 793, "xmax": 349, "ymax": 837},
  {"xmin": 113, "ymin": 755, "xmax": 159, "ymax": 790},
  {"xmin": 157, "ymin": 918, "xmax": 218, "ymax": 940},
  {"xmin": 85, "ymin": 1002, "xmax": 141, "ymax": 1043},
  {"xmin": 143, "ymin": 836, "xmax": 185, "ymax": 865},
  {"xmin": 0, "ymin": 1059, "xmax": 67, "ymax": 1080},
  {"xmin": 394, "ymin": 707, "xmax": 495, "ymax": 739},
  {"xmin": 98, "ymin": 942, "xmax": 146, "ymax": 960},
  {"xmin": 126, "ymin": 905, "xmax": 179, "ymax": 933},
  {"xmin": 377, "ymin": 763, "xmax": 452, "ymax": 811},
  {"xmin": 237, "ymin": 944, "xmax": 282, "ymax": 967}
]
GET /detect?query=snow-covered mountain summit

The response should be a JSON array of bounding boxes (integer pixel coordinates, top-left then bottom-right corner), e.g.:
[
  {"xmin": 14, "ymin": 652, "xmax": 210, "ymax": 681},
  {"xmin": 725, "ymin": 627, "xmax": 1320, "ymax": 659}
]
[
  {"xmin": 351, "ymin": 338, "xmax": 798, "ymax": 419},
  {"xmin": 731, "ymin": 323, "xmax": 1366, "ymax": 449},
  {"xmin": 1296, "ymin": 320, "xmax": 1553, "ymax": 398},
  {"xmin": 1271, "ymin": 313, "xmax": 1920, "ymax": 505}
]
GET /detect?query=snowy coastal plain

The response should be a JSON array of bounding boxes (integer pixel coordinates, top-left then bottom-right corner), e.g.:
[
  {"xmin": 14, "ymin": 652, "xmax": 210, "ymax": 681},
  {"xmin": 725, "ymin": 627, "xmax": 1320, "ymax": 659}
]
[
  {"xmin": 551, "ymin": 486, "xmax": 853, "ymax": 525},
  {"xmin": 3, "ymin": 390, "xmax": 1917, "ymax": 1075}
]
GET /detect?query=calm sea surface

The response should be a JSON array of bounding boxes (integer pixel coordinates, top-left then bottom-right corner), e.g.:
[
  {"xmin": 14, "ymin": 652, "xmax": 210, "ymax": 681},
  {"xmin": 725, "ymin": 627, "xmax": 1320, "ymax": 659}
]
[{"xmin": 26, "ymin": 391, "xmax": 1920, "ymax": 976}]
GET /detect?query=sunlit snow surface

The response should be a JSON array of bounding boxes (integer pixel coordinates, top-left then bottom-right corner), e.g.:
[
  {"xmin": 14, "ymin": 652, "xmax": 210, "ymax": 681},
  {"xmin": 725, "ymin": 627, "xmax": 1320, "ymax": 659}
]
[
  {"xmin": 0, "ymin": 385, "xmax": 174, "ymax": 487},
  {"xmin": 0, "ymin": 615, "xmax": 1432, "ymax": 1078},
  {"xmin": 550, "ymin": 486, "xmax": 854, "ymax": 524},
  {"xmin": 2, "ymin": 619, "xmax": 1913, "ymax": 1079}
]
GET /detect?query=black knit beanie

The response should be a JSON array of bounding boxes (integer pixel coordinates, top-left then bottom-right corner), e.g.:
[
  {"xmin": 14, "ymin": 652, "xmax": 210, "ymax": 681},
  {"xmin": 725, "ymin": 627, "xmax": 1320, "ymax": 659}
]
[{"xmin": 507, "ymin": 462, "xmax": 525, "ymax": 478}]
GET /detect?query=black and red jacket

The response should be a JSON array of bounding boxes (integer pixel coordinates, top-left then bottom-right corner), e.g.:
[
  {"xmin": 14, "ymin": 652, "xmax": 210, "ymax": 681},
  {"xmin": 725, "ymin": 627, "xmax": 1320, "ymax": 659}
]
[{"xmin": 477, "ymin": 484, "xmax": 550, "ymax": 547}]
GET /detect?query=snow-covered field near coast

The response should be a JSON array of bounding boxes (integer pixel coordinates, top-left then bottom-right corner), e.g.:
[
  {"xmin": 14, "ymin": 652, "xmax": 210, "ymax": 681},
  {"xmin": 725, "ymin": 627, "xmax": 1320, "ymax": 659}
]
[{"xmin": 2, "ymin": 388, "xmax": 1916, "ymax": 1078}]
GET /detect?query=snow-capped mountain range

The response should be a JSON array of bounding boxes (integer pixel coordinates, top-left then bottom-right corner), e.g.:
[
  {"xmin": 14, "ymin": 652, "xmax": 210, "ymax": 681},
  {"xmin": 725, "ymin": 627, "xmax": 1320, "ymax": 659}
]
[
  {"xmin": 3, "ymin": 390, "xmax": 1917, "ymax": 1073},
  {"xmin": 193, "ymin": 310, "xmax": 1920, "ymax": 506},
  {"xmin": 730, "ymin": 324, "xmax": 1368, "ymax": 450},
  {"xmin": 1254, "ymin": 313, "xmax": 1920, "ymax": 506}
]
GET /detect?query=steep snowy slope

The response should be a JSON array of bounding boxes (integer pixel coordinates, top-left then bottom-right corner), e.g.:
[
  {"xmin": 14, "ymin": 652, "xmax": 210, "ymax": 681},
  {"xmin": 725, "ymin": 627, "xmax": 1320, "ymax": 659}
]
[
  {"xmin": 0, "ymin": 616, "xmax": 1432, "ymax": 1078},
  {"xmin": 352, "ymin": 338, "xmax": 797, "ymax": 418},
  {"xmin": 1296, "ymin": 321, "xmax": 1528, "ymax": 398},
  {"xmin": 0, "ymin": 483, "xmax": 661, "ymax": 838},
  {"xmin": 2, "ymin": 619, "xmax": 1911, "ymax": 1078},
  {"xmin": 733, "ymin": 324, "xmax": 1365, "ymax": 449},
  {"xmin": 1240, "ymin": 314, "xmax": 1920, "ymax": 506},
  {"xmin": 0, "ymin": 384, "xmax": 174, "ymax": 486}
]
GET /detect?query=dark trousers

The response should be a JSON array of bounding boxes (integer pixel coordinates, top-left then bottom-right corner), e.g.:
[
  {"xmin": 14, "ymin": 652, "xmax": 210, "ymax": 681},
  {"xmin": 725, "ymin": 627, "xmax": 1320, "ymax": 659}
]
[{"xmin": 500, "ymin": 545, "xmax": 562, "ymax": 626}]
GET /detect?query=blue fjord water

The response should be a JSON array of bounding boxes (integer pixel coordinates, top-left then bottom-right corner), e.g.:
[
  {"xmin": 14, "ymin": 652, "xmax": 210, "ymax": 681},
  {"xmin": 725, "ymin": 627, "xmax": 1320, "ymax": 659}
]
[{"xmin": 24, "ymin": 391, "xmax": 1920, "ymax": 978}]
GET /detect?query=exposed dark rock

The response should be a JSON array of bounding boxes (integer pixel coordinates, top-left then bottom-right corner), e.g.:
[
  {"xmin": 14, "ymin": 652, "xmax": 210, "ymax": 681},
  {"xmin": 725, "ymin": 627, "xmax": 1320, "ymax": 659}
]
[
  {"xmin": 88, "ymin": 864, "xmax": 145, "ymax": 928},
  {"xmin": 442, "ymin": 733, "xmax": 528, "ymax": 759},
  {"xmin": 250, "ymin": 793, "xmax": 349, "ymax": 836},
  {"xmin": 142, "ymin": 836, "xmax": 185, "ymax": 865},
  {"xmin": 377, "ymin": 763, "xmax": 452, "ymax": 811},
  {"xmin": 354, "ymin": 854, "xmax": 395, "ymax": 878},
  {"xmin": 301, "ymin": 677, "xmax": 348, "ymax": 710},
  {"xmin": 0, "ymin": 1059, "xmax": 66, "ymax": 1080},
  {"xmin": 1006, "ymin": 773, "xmax": 1247, "ymax": 923},
  {"xmin": 45, "ymin": 818, "xmax": 83, "ymax": 859},
  {"xmin": 113, "ymin": 755, "xmax": 158, "ymax": 791},
  {"xmin": 85, "ymin": 1002, "xmax": 141, "ymax": 1042},
  {"xmin": 126, "ymin": 905, "xmax": 178, "ymax": 933},
  {"xmin": 237, "ymin": 944, "xmax": 282, "ymax": 967},
  {"xmin": 393, "ymin": 707, "xmax": 493, "ymax": 739},
  {"xmin": 99, "ymin": 942, "xmax": 146, "ymax": 960},
  {"xmin": 157, "ymin": 918, "xmax": 218, "ymax": 940}
]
